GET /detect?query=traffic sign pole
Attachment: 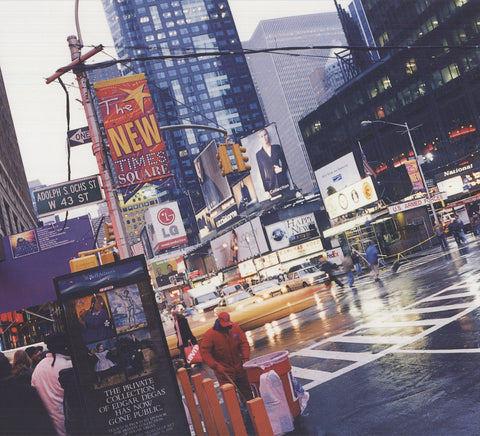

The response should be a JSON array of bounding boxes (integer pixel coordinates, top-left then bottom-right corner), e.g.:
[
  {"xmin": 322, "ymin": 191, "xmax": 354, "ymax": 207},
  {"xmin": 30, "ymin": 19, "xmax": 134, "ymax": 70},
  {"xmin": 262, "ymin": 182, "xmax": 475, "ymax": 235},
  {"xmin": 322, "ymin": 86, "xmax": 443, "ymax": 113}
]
[{"xmin": 45, "ymin": 35, "xmax": 130, "ymax": 259}]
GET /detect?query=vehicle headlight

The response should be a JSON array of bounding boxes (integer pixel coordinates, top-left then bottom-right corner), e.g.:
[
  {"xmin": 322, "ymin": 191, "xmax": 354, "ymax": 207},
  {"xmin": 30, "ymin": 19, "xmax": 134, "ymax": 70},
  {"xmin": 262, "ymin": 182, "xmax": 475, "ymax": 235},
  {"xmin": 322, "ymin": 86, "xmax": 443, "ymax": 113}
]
[{"xmin": 198, "ymin": 308, "xmax": 204, "ymax": 314}]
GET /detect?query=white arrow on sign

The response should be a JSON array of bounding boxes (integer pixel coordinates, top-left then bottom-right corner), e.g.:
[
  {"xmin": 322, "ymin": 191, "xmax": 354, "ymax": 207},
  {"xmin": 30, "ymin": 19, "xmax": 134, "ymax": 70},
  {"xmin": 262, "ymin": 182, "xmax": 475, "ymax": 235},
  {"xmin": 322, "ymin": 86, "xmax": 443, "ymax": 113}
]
[{"xmin": 68, "ymin": 126, "xmax": 91, "ymax": 147}]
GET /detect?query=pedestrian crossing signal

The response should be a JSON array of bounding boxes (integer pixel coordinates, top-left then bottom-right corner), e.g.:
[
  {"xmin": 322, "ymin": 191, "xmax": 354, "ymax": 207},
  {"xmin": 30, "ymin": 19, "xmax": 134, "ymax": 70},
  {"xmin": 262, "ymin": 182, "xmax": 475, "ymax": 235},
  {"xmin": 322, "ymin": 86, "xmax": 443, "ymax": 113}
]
[
  {"xmin": 216, "ymin": 144, "xmax": 233, "ymax": 176},
  {"xmin": 231, "ymin": 143, "xmax": 250, "ymax": 172}
]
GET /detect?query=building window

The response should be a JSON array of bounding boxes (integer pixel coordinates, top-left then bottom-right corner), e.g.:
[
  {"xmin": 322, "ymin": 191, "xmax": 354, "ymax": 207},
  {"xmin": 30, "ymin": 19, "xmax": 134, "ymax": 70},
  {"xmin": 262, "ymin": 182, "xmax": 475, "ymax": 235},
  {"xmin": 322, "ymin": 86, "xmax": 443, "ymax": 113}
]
[{"xmin": 441, "ymin": 63, "xmax": 460, "ymax": 83}]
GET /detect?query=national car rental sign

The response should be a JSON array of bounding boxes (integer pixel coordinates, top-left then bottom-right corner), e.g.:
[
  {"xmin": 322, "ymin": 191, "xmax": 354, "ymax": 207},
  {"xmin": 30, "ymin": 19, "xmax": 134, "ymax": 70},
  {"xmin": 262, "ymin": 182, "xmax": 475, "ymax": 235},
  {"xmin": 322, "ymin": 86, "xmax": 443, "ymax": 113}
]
[{"xmin": 94, "ymin": 73, "xmax": 171, "ymax": 187}]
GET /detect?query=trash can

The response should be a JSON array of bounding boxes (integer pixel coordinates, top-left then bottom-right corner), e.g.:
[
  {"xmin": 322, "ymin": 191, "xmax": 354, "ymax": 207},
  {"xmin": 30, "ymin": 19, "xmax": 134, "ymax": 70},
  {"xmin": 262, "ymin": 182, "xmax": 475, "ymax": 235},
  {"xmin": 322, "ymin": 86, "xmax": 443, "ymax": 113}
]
[{"xmin": 243, "ymin": 351, "xmax": 301, "ymax": 417}]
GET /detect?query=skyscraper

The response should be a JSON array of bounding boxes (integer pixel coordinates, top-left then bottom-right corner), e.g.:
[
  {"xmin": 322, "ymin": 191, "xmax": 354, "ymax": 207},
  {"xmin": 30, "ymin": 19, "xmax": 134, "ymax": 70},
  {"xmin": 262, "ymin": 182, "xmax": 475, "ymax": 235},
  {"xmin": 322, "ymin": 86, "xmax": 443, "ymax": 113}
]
[
  {"xmin": 100, "ymin": 0, "xmax": 265, "ymax": 245},
  {"xmin": 243, "ymin": 13, "xmax": 345, "ymax": 195},
  {"xmin": 0, "ymin": 67, "xmax": 37, "ymax": 237}
]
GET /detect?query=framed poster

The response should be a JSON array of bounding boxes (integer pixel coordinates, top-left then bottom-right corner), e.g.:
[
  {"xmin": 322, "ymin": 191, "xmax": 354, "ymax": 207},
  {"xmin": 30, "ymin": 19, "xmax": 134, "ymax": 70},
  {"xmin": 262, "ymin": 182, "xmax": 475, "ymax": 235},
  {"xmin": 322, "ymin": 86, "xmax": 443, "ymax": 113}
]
[{"xmin": 54, "ymin": 256, "xmax": 189, "ymax": 435}]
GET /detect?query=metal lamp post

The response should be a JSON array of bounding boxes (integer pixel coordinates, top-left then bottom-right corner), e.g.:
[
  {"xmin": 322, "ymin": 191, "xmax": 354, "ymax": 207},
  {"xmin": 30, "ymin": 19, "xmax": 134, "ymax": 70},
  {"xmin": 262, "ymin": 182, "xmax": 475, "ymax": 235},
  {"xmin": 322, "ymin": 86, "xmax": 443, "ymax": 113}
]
[{"xmin": 360, "ymin": 120, "xmax": 440, "ymax": 226}]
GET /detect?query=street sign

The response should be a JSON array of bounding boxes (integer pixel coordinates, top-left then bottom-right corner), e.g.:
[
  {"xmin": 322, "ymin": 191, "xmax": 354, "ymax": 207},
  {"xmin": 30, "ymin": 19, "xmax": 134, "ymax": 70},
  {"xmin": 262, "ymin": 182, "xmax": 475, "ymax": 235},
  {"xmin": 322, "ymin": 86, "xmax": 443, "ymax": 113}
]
[
  {"xmin": 33, "ymin": 175, "xmax": 103, "ymax": 216},
  {"xmin": 68, "ymin": 126, "xmax": 91, "ymax": 147}
]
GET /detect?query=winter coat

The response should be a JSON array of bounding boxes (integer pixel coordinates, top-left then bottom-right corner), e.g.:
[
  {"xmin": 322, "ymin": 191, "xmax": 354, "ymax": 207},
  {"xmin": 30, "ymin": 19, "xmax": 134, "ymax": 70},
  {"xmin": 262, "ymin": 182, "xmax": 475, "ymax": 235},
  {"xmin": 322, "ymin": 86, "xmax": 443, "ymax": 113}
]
[
  {"xmin": 319, "ymin": 260, "xmax": 338, "ymax": 275},
  {"xmin": 31, "ymin": 353, "xmax": 72, "ymax": 436},
  {"xmin": 175, "ymin": 314, "xmax": 197, "ymax": 347},
  {"xmin": 365, "ymin": 244, "xmax": 379, "ymax": 265},
  {"xmin": 341, "ymin": 254, "xmax": 354, "ymax": 272},
  {"xmin": 200, "ymin": 320, "xmax": 249, "ymax": 376}
]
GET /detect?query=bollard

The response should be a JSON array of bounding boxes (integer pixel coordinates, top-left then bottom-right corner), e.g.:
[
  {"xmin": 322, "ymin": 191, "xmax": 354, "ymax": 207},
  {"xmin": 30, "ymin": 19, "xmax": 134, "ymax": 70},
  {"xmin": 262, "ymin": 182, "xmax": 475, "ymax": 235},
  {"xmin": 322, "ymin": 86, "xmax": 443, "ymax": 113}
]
[
  {"xmin": 247, "ymin": 398, "xmax": 274, "ymax": 436},
  {"xmin": 203, "ymin": 378, "xmax": 230, "ymax": 435},
  {"xmin": 220, "ymin": 384, "xmax": 247, "ymax": 436},
  {"xmin": 192, "ymin": 374, "xmax": 217, "ymax": 436},
  {"xmin": 177, "ymin": 368, "xmax": 205, "ymax": 436}
]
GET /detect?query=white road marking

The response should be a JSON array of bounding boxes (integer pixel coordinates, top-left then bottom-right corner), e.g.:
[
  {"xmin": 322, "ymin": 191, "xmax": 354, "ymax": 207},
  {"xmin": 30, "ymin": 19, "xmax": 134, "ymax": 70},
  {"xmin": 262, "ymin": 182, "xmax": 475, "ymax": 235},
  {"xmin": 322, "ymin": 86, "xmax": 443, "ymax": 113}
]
[{"xmin": 290, "ymin": 275, "xmax": 480, "ymax": 390}]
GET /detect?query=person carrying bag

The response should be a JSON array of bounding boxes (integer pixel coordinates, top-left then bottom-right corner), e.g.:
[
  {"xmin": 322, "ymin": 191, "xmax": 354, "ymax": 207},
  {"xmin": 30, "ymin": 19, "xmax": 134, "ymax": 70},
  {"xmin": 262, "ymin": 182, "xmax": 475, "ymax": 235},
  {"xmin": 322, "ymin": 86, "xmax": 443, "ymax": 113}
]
[{"xmin": 173, "ymin": 308, "xmax": 199, "ymax": 367}]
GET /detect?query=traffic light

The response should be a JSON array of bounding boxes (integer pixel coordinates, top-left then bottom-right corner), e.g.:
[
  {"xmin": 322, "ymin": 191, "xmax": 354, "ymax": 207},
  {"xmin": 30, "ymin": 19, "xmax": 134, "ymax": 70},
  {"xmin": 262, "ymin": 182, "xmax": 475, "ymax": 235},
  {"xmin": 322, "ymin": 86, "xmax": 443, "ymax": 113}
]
[
  {"xmin": 104, "ymin": 222, "xmax": 116, "ymax": 243},
  {"xmin": 216, "ymin": 144, "xmax": 233, "ymax": 176},
  {"xmin": 231, "ymin": 143, "xmax": 251, "ymax": 172}
]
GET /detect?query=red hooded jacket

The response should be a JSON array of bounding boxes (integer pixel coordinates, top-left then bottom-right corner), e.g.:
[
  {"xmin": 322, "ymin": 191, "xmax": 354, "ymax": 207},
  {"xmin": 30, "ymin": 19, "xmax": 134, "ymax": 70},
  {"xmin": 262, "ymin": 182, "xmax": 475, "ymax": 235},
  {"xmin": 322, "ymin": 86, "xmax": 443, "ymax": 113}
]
[{"xmin": 200, "ymin": 320, "xmax": 250, "ymax": 374}]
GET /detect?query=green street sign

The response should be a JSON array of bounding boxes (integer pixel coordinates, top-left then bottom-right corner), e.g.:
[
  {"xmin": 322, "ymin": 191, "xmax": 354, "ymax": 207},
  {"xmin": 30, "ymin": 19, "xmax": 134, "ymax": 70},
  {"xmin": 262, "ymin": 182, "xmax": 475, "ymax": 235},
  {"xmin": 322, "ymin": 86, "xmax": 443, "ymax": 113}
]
[{"xmin": 33, "ymin": 175, "xmax": 103, "ymax": 216}]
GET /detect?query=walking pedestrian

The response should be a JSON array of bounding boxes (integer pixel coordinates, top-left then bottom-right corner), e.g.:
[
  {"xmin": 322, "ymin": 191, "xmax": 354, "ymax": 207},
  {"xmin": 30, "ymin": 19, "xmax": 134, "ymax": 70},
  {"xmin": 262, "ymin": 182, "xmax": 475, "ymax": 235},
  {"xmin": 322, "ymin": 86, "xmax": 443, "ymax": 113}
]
[
  {"xmin": 173, "ymin": 308, "xmax": 197, "ymax": 367},
  {"xmin": 435, "ymin": 222, "xmax": 448, "ymax": 250},
  {"xmin": 449, "ymin": 215, "xmax": 467, "ymax": 246},
  {"xmin": 341, "ymin": 252, "xmax": 355, "ymax": 288},
  {"xmin": 318, "ymin": 255, "xmax": 344, "ymax": 288},
  {"xmin": 31, "ymin": 332, "xmax": 73, "ymax": 436},
  {"xmin": 365, "ymin": 240, "xmax": 380, "ymax": 281},
  {"xmin": 351, "ymin": 248, "xmax": 363, "ymax": 275},
  {"xmin": 200, "ymin": 312, "xmax": 253, "ymax": 402}
]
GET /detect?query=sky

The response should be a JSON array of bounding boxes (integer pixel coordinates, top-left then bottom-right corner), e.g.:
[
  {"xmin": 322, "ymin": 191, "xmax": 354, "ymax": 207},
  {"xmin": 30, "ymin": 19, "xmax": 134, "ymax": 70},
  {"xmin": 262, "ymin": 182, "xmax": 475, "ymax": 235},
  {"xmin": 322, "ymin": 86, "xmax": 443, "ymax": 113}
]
[{"xmin": 0, "ymin": 0, "xmax": 337, "ymax": 187}]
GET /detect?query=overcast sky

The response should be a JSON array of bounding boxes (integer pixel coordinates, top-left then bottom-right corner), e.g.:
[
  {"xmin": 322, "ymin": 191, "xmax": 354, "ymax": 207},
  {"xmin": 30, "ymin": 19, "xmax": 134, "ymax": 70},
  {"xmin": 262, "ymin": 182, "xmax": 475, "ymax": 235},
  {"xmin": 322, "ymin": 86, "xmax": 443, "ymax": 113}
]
[{"xmin": 0, "ymin": 0, "xmax": 337, "ymax": 186}]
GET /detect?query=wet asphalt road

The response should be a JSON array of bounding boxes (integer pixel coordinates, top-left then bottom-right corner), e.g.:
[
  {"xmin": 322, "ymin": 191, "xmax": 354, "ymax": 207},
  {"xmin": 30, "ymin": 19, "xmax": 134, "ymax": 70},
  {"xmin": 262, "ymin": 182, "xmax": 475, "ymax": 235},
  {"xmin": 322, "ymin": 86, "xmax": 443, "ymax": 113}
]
[{"xmin": 245, "ymin": 237, "xmax": 480, "ymax": 435}]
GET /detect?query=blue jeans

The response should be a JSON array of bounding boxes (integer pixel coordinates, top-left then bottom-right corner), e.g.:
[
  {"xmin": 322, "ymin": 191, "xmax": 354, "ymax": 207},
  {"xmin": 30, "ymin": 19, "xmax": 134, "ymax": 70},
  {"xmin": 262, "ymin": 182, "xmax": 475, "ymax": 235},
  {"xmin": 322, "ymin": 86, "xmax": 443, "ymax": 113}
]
[
  {"xmin": 354, "ymin": 263, "xmax": 362, "ymax": 275},
  {"xmin": 346, "ymin": 271, "xmax": 354, "ymax": 287}
]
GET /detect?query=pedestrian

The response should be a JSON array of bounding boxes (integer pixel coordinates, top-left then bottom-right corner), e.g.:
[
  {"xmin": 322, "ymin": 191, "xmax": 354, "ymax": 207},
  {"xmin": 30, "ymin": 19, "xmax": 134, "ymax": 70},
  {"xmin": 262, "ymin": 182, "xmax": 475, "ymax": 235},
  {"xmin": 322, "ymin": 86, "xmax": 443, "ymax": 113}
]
[
  {"xmin": 365, "ymin": 240, "xmax": 380, "ymax": 281},
  {"xmin": 471, "ymin": 212, "xmax": 480, "ymax": 236},
  {"xmin": 318, "ymin": 255, "xmax": 344, "ymax": 288},
  {"xmin": 26, "ymin": 345, "xmax": 44, "ymax": 369},
  {"xmin": 12, "ymin": 349, "xmax": 33, "ymax": 386},
  {"xmin": 31, "ymin": 332, "xmax": 73, "ymax": 436},
  {"xmin": 351, "ymin": 248, "xmax": 362, "ymax": 275},
  {"xmin": 449, "ymin": 215, "xmax": 467, "ymax": 246},
  {"xmin": 341, "ymin": 252, "xmax": 355, "ymax": 288},
  {"xmin": 173, "ymin": 308, "xmax": 197, "ymax": 367},
  {"xmin": 435, "ymin": 221, "xmax": 448, "ymax": 250},
  {"xmin": 0, "ymin": 352, "xmax": 56, "ymax": 435},
  {"xmin": 200, "ymin": 312, "xmax": 253, "ymax": 402}
]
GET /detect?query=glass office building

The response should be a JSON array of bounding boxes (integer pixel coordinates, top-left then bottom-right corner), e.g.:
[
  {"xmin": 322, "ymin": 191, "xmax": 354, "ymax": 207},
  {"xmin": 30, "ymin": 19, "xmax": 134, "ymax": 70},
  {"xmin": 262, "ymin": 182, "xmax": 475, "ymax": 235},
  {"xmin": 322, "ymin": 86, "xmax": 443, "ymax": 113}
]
[{"xmin": 100, "ymin": 0, "xmax": 265, "ymax": 245}]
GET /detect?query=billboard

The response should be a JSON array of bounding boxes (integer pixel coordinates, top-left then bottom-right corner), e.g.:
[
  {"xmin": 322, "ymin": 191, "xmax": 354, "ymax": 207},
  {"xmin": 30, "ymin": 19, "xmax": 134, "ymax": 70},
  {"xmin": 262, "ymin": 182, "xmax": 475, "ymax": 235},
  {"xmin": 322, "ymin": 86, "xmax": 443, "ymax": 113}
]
[
  {"xmin": 240, "ymin": 124, "xmax": 292, "ymax": 201},
  {"xmin": 94, "ymin": 73, "xmax": 171, "ymax": 188},
  {"xmin": 54, "ymin": 256, "xmax": 189, "ymax": 435},
  {"xmin": 144, "ymin": 202, "xmax": 187, "ymax": 254},
  {"xmin": 314, "ymin": 152, "xmax": 361, "ymax": 200},
  {"xmin": 231, "ymin": 175, "xmax": 257, "ymax": 211},
  {"xmin": 151, "ymin": 256, "xmax": 185, "ymax": 289},
  {"xmin": 194, "ymin": 140, "xmax": 232, "ymax": 211},
  {"xmin": 324, "ymin": 176, "xmax": 378, "ymax": 219},
  {"xmin": 265, "ymin": 213, "xmax": 320, "ymax": 251},
  {"xmin": 0, "ymin": 216, "xmax": 95, "ymax": 313},
  {"xmin": 195, "ymin": 208, "xmax": 216, "ymax": 241},
  {"xmin": 211, "ymin": 217, "xmax": 268, "ymax": 270}
]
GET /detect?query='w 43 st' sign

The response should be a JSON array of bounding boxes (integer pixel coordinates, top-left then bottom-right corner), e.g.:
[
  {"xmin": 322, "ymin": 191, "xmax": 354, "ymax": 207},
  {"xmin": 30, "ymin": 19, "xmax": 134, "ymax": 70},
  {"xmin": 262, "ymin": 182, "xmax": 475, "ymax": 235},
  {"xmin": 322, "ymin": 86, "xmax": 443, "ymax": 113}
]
[{"xmin": 33, "ymin": 175, "xmax": 103, "ymax": 216}]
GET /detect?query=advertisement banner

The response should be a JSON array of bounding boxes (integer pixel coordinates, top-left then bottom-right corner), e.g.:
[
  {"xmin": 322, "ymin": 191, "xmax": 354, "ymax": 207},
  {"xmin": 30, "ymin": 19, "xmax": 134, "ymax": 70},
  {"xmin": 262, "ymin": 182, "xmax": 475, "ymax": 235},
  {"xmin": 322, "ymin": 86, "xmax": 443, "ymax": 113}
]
[
  {"xmin": 240, "ymin": 124, "xmax": 292, "ymax": 201},
  {"xmin": 94, "ymin": 74, "xmax": 171, "ymax": 188},
  {"xmin": 195, "ymin": 208, "xmax": 216, "ymax": 241},
  {"xmin": 324, "ymin": 176, "xmax": 378, "ymax": 219},
  {"xmin": 194, "ymin": 140, "xmax": 232, "ymax": 211},
  {"xmin": 231, "ymin": 175, "xmax": 257, "ymax": 212},
  {"xmin": 211, "ymin": 217, "xmax": 268, "ymax": 270},
  {"xmin": 54, "ymin": 256, "xmax": 189, "ymax": 435},
  {"xmin": 265, "ymin": 213, "xmax": 320, "ymax": 251},
  {"xmin": 0, "ymin": 216, "xmax": 95, "ymax": 314},
  {"xmin": 314, "ymin": 152, "xmax": 361, "ymax": 200},
  {"xmin": 405, "ymin": 159, "xmax": 425, "ymax": 192},
  {"xmin": 151, "ymin": 256, "xmax": 185, "ymax": 289},
  {"xmin": 144, "ymin": 202, "xmax": 187, "ymax": 254}
]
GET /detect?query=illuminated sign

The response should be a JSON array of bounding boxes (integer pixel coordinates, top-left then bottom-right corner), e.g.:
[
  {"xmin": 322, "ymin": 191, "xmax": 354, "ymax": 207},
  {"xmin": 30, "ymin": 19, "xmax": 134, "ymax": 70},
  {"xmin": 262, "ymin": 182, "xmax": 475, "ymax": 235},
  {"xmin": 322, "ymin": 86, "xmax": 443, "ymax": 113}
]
[
  {"xmin": 324, "ymin": 176, "xmax": 378, "ymax": 219},
  {"xmin": 387, "ymin": 192, "xmax": 447, "ymax": 214}
]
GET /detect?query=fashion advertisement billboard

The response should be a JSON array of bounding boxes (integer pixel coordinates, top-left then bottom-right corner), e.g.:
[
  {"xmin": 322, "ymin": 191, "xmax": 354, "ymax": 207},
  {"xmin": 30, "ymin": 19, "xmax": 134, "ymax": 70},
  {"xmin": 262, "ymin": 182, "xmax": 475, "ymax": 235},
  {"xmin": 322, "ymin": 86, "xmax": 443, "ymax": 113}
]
[
  {"xmin": 231, "ymin": 175, "xmax": 257, "ymax": 212},
  {"xmin": 144, "ymin": 202, "xmax": 187, "ymax": 254},
  {"xmin": 240, "ymin": 124, "xmax": 292, "ymax": 201},
  {"xmin": 195, "ymin": 208, "xmax": 216, "ymax": 240},
  {"xmin": 93, "ymin": 74, "xmax": 171, "ymax": 188},
  {"xmin": 194, "ymin": 140, "xmax": 232, "ymax": 211},
  {"xmin": 211, "ymin": 217, "xmax": 268, "ymax": 270},
  {"xmin": 54, "ymin": 256, "xmax": 189, "ymax": 435},
  {"xmin": 265, "ymin": 212, "xmax": 321, "ymax": 251},
  {"xmin": 314, "ymin": 152, "xmax": 361, "ymax": 200}
]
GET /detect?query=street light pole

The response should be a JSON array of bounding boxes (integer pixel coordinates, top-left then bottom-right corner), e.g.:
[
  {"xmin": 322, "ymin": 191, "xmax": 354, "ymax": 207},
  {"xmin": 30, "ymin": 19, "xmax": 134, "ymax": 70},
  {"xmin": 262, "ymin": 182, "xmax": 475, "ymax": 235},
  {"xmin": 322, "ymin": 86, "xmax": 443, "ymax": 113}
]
[{"xmin": 361, "ymin": 120, "xmax": 440, "ymax": 226}]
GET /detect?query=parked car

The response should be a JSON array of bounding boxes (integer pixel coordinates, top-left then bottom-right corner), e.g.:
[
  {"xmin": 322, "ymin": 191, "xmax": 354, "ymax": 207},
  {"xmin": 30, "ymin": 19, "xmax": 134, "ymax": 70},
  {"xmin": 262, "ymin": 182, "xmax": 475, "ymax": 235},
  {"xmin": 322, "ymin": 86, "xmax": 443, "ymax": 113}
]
[
  {"xmin": 214, "ymin": 291, "xmax": 263, "ymax": 315},
  {"xmin": 250, "ymin": 280, "xmax": 283, "ymax": 299},
  {"xmin": 281, "ymin": 266, "xmax": 328, "ymax": 292}
]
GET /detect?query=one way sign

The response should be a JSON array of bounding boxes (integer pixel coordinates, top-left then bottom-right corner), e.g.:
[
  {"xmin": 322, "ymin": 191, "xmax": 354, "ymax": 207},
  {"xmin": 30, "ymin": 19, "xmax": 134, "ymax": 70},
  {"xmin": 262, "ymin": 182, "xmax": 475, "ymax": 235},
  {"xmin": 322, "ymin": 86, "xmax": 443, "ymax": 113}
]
[{"xmin": 68, "ymin": 126, "xmax": 91, "ymax": 147}]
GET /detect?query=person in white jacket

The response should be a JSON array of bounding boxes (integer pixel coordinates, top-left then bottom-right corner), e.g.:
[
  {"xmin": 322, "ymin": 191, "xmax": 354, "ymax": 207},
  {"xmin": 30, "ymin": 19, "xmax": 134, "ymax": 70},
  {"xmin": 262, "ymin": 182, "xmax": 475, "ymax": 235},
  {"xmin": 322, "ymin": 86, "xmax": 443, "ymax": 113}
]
[{"xmin": 31, "ymin": 332, "xmax": 73, "ymax": 436}]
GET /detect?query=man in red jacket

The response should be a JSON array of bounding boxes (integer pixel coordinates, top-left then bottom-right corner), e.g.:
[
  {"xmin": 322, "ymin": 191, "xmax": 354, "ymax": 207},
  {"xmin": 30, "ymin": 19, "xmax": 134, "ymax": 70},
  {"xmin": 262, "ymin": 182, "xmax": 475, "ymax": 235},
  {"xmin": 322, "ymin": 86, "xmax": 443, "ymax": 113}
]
[{"xmin": 200, "ymin": 312, "xmax": 253, "ymax": 402}]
